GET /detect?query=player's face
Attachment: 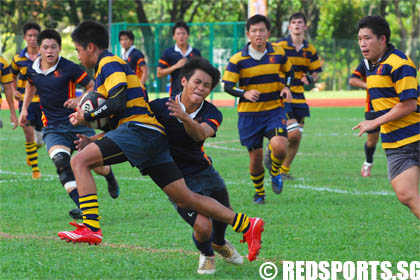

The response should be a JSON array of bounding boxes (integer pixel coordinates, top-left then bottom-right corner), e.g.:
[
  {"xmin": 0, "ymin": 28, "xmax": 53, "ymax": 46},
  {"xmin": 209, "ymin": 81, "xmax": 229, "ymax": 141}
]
[
  {"xmin": 119, "ymin": 35, "xmax": 133, "ymax": 50},
  {"xmin": 40, "ymin": 39, "xmax": 61, "ymax": 65},
  {"xmin": 247, "ymin": 22, "xmax": 270, "ymax": 49},
  {"xmin": 288, "ymin": 18, "xmax": 307, "ymax": 35},
  {"xmin": 173, "ymin": 27, "xmax": 189, "ymax": 46},
  {"xmin": 24, "ymin": 29, "xmax": 39, "ymax": 49},
  {"xmin": 358, "ymin": 27, "xmax": 387, "ymax": 63},
  {"xmin": 181, "ymin": 69, "xmax": 213, "ymax": 104},
  {"xmin": 74, "ymin": 42, "xmax": 95, "ymax": 68}
]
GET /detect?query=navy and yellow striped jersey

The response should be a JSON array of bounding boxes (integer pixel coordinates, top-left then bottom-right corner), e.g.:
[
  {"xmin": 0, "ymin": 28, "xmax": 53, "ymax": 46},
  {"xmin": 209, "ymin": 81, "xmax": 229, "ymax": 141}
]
[
  {"xmin": 10, "ymin": 47, "xmax": 40, "ymax": 102},
  {"xmin": 351, "ymin": 60, "xmax": 373, "ymax": 112},
  {"xmin": 222, "ymin": 42, "xmax": 292, "ymax": 116},
  {"xmin": 0, "ymin": 56, "xmax": 13, "ymax": 85},
  {"xmin": 27, "ymin": 56, "xmax": 91, "ymax": 127},
  {"xmin": 150, "ymin": 96, "xmax": 222, "ymax": 176},
  {"xmin": 273, "ymin": 36, "xmax": 322, "ymax": 107},
  {"xmin": 365, "ymin": 45, "xmax": 420, "ymax": 149},
  {"xmin": 158, "ymin": 45, "xmax": 201, "ymax": 97},
  {"xmin": 94, "ymin": 50, "xmax": 164, "ymax": 134}
]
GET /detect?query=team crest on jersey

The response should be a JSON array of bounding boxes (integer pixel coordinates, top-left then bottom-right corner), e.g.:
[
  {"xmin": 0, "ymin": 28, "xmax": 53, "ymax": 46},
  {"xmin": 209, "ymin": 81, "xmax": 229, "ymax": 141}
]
[
  {"xmin": 376, "ymin": 64, "xmax": 384, "ymax": 75},
  {"xmin": 128, "ymin": 57, "xmax": 131, "ymax": 62},
  {"xmin": 302, "ymin": 51, "xmax": 308, "ymax": 58},
  {"xmin": 269, "ymin": 55, "xmax": 276, "ymax": 64},
  {"xmin": 53, "ymin": 70, "xmax": 60, "ymax": 77}
]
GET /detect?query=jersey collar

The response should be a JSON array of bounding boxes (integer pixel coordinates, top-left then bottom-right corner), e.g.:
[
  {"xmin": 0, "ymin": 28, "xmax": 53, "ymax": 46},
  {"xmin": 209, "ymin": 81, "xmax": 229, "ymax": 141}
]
[
  {"xmin": 121, "ymin": 45, "xmax": 135, "ymax": 60},
  {"xmin": 32, "ymin": 56, "xmax": 61, "ymax": 76},
  {"xmin": 174, "ymin": 44, "xmax": 193, "ymax": 57},
  {"xmin": 363, "ymin": 44, "xmax": 394, "ymax": 71},
  {"xmin": 175, "ymin": 93, "xmax": 204, "ymax": 122},
  {"xmin": 243, "ymin": 42, "xmax": 274, "ymax": 57}
]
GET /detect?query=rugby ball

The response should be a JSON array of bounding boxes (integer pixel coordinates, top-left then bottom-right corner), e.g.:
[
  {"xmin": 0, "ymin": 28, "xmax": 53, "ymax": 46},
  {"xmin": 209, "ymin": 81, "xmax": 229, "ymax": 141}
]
[{"xmin": 79, "ymin": 91, "xmax": 108, "ymax": 130}]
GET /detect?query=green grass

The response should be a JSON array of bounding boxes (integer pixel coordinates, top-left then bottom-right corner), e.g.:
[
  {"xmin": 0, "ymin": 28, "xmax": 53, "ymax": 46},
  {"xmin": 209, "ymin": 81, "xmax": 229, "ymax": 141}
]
[{"xmin": 0, "ymin": 107, "xmax": 419, "ymax": 279}]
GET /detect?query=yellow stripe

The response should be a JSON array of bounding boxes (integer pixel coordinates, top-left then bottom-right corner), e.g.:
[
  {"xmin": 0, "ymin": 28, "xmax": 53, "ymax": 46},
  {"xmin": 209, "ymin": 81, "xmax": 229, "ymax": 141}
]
[
  {"xmin": 381, "ymin": 113, "xmax": 420, "ymax": 133},
  {"xmin": 382, "ymin": 134, "xmax": 420, "ymax": 149},
  {"xmin": 81, "ymin": 202, "xmax": 99, "ymax": 208},
  {"xmin": 82, "ymin": 208, "xmax": 99, "ymax": 215},
  {"xmin": 241, "ymin": 64, "xmax": 283, "ymax": 78},
  {"xmin": 83, "ymin": 220, "xmax": 100, "ymax": 229},
  {"xmin": 233, "ymin": 213, "xmax": 242, "ymax": 230},
  {"xmin": 372, "ymin": 97, "xmax": 399, "ymax": 111},
  {"xmin": 250, "ymin": 173, "xmax": 264, "ymax": 180},
  {"xmin": 291, "ymin": 98, "xmax": 307, "ymax": 104},
  {"xmin": 79, "ymin": 195, "xmax": 98, "ymax": 203},
  {"xmin": 395, "ymin": 76, "xmax": 418, "ymax": 94},
  {"xmin": 238, "ymin": 99, "xmax": 283, "ymax": 113},
  {"xmin": 104, "ymin": 72, "xmax": 127, "ymax": 93},
  {"xmin": 126, "ymin": 74, "xmax": 141, "ymax": 88},
  {"xmin": 222, "ymin": 70, "xmax": 239, "ymax": 84},
  {"xmin": 367, "ymin": 74, "xmax": 392, "ymax": 88}
]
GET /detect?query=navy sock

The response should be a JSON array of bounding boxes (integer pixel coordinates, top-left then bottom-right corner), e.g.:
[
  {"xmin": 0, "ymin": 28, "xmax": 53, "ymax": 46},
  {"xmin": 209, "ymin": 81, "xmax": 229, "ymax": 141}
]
[
  {"xmin": 364, "ymin": 142, "xmax": 376, "ymax": 164},
  {"xmin": 105, "ymin": 168, "xmax": 115, "ymax": 182},
  {"xmin": 192, "ymin": 232, "xmax": 214, "ymax": 256},
  {"xmin": 69, "ymin": 189, "xmax": 80, "ymax": 207},
  {"xmin": 212, "ymin": 221, "xmax": 227, "ymax": 246}
]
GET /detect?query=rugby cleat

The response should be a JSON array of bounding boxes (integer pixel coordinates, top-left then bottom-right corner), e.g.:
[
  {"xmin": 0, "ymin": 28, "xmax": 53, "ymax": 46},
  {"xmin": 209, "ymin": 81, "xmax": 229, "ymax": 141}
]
[
  {"xmin": 280, "ymin": 172, "xmax": 294, "ymax": 180},
  {"xmin": 212, "ymin": 239, "xmax": 243, "ymax": 265},
  {"xmin": 58, "ymin": 221, "xmax": 102, "ymax": 245},
  {"xmin": 69, "ymin": 208, "xmax": 83, "ymax": 220},
  {"xmin": 241, "ymin": 217, "xmax": 264, "ymax": 262},
  {"xmin": 197, "ymin": 253, "xmax": 216, "ymax": 274},
  {"xmin": 361, "ymin": 162, "xmax": 373, "ymax": 177},
  {"xmin": 253, "ymin": 193, "xmax": 265, "ymax": 205},
  {"xmin": 32, "ymin": 171, "xmax": 41, "ymax": 179},
  {"xmin": 271, "ymin": 174, "xmax": 283, "ymax": 194},
  {"xmin": 106, "ymin": 171, "xmax": 120, "ymax": 199}
]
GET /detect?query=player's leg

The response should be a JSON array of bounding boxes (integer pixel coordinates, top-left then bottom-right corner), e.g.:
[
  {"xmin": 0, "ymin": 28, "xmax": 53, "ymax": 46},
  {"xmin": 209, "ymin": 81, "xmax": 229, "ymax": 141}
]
[
  {"xmin": 33, "ymin": 102, "xmax": 44, "ymax": 148},
  {"xmin": 23, "ymin": 102, "xmax": 42, "ymax": 179},
  {"xmin": 361, "ymin": 112, "xmax": 380, "ymax": 177},
  {"xmin": 248, "ymin": 148, "xmax": 266, "ymax": 203},
  {"xmin": 280, "ymin": 117, "xmax": 302, "ymax": 179},
  {"xmin": 92, "ymin": 165, "xmax": 120, "ymax": 199}
]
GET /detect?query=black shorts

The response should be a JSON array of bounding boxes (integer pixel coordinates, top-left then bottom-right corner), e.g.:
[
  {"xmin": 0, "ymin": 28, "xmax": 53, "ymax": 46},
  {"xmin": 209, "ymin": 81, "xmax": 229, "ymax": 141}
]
[{"xmin": 365, "ymin": 111, "xmax": 380, "ymax": 134}]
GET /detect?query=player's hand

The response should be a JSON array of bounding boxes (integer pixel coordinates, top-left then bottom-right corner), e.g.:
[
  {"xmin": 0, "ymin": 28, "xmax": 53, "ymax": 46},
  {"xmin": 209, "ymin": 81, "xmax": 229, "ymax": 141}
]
[
  {"xmin": 14, "ymin": 90, "xmax": 23, "ymax": 101},
  {"xmin": 74, "ymin": 133, "xmax": 92, "ymax": 151},
  {"xmin": 175, "ymin": 58, "xmax": 188, "ymax": 69},
  {"xmin": 280, "ymin": 87, "xmax": 292, "ymax": 102},
  {"xmin": 18, "ymin": 109, "xmax": 28, "ymax": 127},
  {"xmin": 243, "ymin": 90, "xmax": 260, "ymax": 102},
  {"xmin": 301, "ymin": 75, "xmax": 310, "ymax": 85},
  {"xmin": 69, "ymin": 107, "xmax": 88, "ymax": 127},
  {"xmin": 352, "ymin": 120, "xmax": 379, "ymax": 136},
  {"xmin": 166, "ymin": 98, "xmax": 189, "ymax": 122},
  {"xmin": 10, "ymin": 112, "xmax": 18, "ymax": 129},
  {"xmin": 64, "ymin": 98, "xmax": 80, "ymax": 109}
]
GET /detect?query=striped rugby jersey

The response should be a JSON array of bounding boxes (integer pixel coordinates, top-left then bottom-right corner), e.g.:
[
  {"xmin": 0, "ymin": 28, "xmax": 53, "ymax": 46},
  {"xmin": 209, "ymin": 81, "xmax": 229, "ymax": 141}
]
[
  {"xmin": 0, "ymin": 56, "xmax": 13, "ymax": 84},
  {"xmin": 351, "ymin": 60, "xmax": 374, "ymax": 112}
]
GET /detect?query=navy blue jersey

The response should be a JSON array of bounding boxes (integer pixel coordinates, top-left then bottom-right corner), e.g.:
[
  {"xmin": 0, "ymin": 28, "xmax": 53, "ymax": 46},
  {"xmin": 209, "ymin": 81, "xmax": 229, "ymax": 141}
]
[
  {"xmin": 150, "ymin": 96, "xmax": 222, "ymax": 176},
  {"xmin": 27, "ymin": 57, "xmax": 91, "ymax": 126},
  {"xmin": 125, "ymin": 48, "xmax": 146, "ymax": 78},
  {"xmin": 158, "ymin": 46, "xmax": 201, "ymax": 97}
]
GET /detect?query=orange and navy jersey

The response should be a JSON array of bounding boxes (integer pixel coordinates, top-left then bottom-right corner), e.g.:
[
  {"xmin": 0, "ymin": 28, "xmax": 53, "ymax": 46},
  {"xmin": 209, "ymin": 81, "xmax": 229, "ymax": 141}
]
[
  {"xmin": 27, "ymin": 56, "xmax": 91, "ymax": 126},
  {"xmin": 273, "ymin": 36, "xmax": 322, "ymax": 107},
  {"xmin": 149, "ymin": 96, "xmax": 222, "ymax": 176},
  {"xmin": 366, "ymin": 45, "xmax": 420, "ymax": 149},
  {"xmin": 125, "ymin": 48, "xmax": 146, "ymax": 80},
  {"xmin": 10, "ymin": 47, "xmax": 40, "ymax": 102},
  {"xmin": 158, "ymin": 45, "xmax": 201, "ymax": 97},
  {"xmin": 94, "ymin": 50, "xmax": 164, "ymax": 134},
  {"xmin": 0, "ymin": 56, "xmax": 13, "ymax": 85},
  {"xmin": 222, "ymin": 42, "xmax": 292, "ymax": 116},
  {"xmin": 351, "ymin": 60, "xmax": 373, "ymax": 112}
]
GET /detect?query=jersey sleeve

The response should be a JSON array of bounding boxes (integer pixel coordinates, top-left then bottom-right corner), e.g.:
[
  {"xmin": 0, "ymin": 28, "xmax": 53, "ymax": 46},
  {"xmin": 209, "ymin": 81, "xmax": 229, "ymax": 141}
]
[
  {"xmin": 202, "ymin": 104, "xmax": 223, "ymax": 136},
  {"xmin": 98, "ymin": 61, "xmax": 128, "ymax": 98},
  {"xmin": 280, "ymin": 53, "xmax": 292, "ymax": 74},
  {"xmin": 10, "ymin": 55, "xmax": 20, "ymax": 76},
  {"xmin": 158, "ymin": 49, "xmax": 171, "ymax": 69},
  {"xmin": 222, "ymin": 57, "xmax": 240, "ymax": 86},
  {"xmin": 392, "ymin": 62, "xmax": 418, "ymax": 101},
  {"xmin": 308, "ymin": 45, "xmax": 322, "ymax": 73},
  {"xmin": 351, "ymin": 60, "xmax": 366, "ymax": 79},
  {"xmin": 71, "ymin": 63, "xmax": 91, "ymax": 87},
  {"xmin": 149, "ymin": 97, "xmax": 169, "ymax": 123},
  {"xmin": 133, "ymin": 50, "xmax": 146, "ymax": 67},
  {"xmin": 0, "ymin": 57, "xmax": 13, "ymax": 84}
]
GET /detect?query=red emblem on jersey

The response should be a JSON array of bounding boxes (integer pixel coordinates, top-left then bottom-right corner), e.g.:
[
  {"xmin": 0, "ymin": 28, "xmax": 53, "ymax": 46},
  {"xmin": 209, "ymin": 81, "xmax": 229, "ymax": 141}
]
[
  {"xmin": 269, "ymin": 55, "xmax": 276, "ymax": 63},
  {"xmin": 302, "ymin": 51, "xmax": 307, "ymax": 58},
  {"xmin": 376, "ymin": 64, "xmax": 384, "ymax": 75},
  {"xmin": 128, "ymin": 57, "xmax": 131, "ymax": 62},
  {"xmin": 54, "ymin": 70, "xmax": 60, "ymax": 77}
]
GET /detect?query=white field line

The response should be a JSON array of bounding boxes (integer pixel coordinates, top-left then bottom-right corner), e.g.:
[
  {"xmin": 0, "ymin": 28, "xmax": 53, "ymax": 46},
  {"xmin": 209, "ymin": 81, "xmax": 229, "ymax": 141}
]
[{"xmin": 1, "ymin": 170, "xmax": 394, "ymax": 196}]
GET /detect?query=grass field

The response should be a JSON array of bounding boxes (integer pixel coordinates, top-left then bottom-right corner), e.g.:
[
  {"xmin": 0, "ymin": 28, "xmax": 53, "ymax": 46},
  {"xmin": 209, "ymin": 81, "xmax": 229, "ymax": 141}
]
[{"xmin": 0, "ymin": 107, "xmax": 419, "ymax": 279}]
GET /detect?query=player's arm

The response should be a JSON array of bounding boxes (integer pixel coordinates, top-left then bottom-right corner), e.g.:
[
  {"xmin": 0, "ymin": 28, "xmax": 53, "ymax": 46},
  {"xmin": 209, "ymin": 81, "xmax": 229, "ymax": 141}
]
[
  {"xmin": 18, "ymin": 82, "xmax": 36, "ymax": 127},
  {"xmin": 156, "ymin": 58, "xmax": 187, "ymax": 78},
  {"xmin": 165, "ymin": 98, "xmax": 214, "ymax": 141},
  {"xmin": 224, "ymin": 83, "xmax": 260, "ymax": 102},
  {"xmin": 2, "ymin": 82, "xmax": 18, "ymax": 128},
  {"xmin": 140, "ymin": 64, "xmax": 148, "ymax": 86},
  {"xmin": 64, "ymin": 81, "xmax": 94, "ymax": 109},
  {"xmin": 349, "ymin": 77, "xmax": 366, "ymax": 89},
  {"xmin": 353, "ymin": 98, "xmax": 417, "ymax": 136}
]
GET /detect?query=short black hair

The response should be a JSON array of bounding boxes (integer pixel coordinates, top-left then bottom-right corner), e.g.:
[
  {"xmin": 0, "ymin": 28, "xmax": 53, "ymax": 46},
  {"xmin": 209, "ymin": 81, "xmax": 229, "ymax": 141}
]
[
  {"xmin": 23, "ymin": 22, "xmax": 41, "ymax": 35},
  {"xmin": 71, "ymin": 20, "xmax": 109, "ymax": 49},
  {"xmin": 357, "ymin": 16, "xmax": 391, "ymax": 44},
  {"xmin": 180, "ymin": 57, "xmax": 220, "ymax": 90},
  {"xmin": 37, "ymin": 29, "xmax": 61, "ymax": 46},
  {"xmin": 119, "ymin": 30, "xmax": 134, "ymax": 41},
  {"xmin": 246, "ymin": 14, "xmax": 270, "ymax": 31},
  {"xmin": 289, "ymin": 12, "xmax": 306, "ymax": 24},
  {"xmin": 172, "ymin": 21, "xmax": 189, "ymax": 35}
]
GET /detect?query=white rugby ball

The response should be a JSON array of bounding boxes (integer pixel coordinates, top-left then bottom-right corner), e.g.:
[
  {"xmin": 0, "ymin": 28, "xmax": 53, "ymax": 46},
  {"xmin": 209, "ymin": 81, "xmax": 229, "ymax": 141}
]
[{"xmin": 79, "ymin": 91, "xmax": 108, "ymax": 129}]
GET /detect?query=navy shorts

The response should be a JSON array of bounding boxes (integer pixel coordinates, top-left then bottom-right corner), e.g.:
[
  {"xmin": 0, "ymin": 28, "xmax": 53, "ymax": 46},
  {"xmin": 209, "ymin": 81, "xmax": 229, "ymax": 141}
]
[
  {"xmin": 103, "ymin": 122, "xmax": 174, "ymax": 171},
  {"xmin": 285, "ymin": 102, "xmax": 310, "ymax": 123},
  {"xmin": 238, "ymin": 108, "xmax": 288, "ymax": 150},
  {"xmin": 385, "ymin": 141, "xmax": 420, "ymax": 182},
  {"xmin": 365, "ymin": 111, "xmax": 380, "ymax": 134},
  {"xmin": 19, "ymin": 101, "xmax": 43, "ymax": 131},
  {"xmin": 43, "ymin": 122, "xmax": 95, "ymax": 152}
]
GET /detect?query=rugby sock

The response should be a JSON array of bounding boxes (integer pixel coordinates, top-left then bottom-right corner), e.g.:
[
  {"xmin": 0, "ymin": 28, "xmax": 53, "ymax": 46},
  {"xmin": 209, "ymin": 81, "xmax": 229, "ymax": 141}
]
[
  {"xmin": 212, "ymin": 220, "xmax": 228, "ymax": 246},
  {"xmin": 192, "ymin": 232, "xmax": 214, "ymax": 256},
  {"xmin": 69, "ymin": 189, "xmax": 80, "ymax": 207},
  {"xmin": 105, "ymin": 167, "xmax": 115, "ymax": 183},
  {"xmin": 25, "ymin": 141, "xmax": 40, "ymax": 172},
  {"xmin": 232, "ymin": 213, "xmax": 250, "ymax": 233},
  {"xmin": 250, "ymin": 171, "xmax": 265, "ymax": 196},
  {"xmin": 279, "ymin": 165, "xmax": 290, "ymax": 174},
  {"xmin": 270, "ymin": 152, "xmax": 283, "ymax": 177},
  {"xmin": 79, "ymin": 194, "xmax": 100, "ymax": 232},
  {"xmin": 364, "ymin": 142, "xmax": 376, "ymax": 164}
]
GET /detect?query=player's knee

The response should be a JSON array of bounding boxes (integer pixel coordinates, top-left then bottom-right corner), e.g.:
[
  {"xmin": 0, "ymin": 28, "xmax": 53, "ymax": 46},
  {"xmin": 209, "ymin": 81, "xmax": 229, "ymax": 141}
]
[
  {"xmin": 51, "ymin": 150, "xmax": 75, "ymax": 190},
  {"xmin": 193, "ymin": 218, "xmax": 213, "ymax": 241},
  {"xmin": 395, "ymin": 190, "xmax": 414, "ymax": 207}
]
